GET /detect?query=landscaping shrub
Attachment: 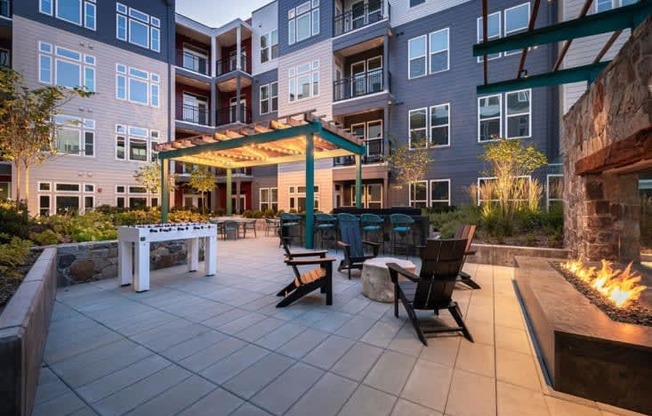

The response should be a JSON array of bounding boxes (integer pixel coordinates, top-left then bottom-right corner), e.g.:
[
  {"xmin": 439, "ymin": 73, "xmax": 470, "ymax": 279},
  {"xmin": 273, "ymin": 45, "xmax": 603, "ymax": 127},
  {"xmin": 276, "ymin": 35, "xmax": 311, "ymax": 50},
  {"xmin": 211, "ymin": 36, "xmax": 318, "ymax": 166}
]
[
  {"xmin": 0, "ymin": 201, "xmax": 30, "ymax": 242},
  {"xmin": 263, "ymin": 208, "xmax": 276, "ymax": 218},
  {"xmin": 31, "ymin": 229, "xmax": 61, "ymax": 246},
  {"xmin": 0, "ymin": 237, "xmax": 36, "ymax": 307}
]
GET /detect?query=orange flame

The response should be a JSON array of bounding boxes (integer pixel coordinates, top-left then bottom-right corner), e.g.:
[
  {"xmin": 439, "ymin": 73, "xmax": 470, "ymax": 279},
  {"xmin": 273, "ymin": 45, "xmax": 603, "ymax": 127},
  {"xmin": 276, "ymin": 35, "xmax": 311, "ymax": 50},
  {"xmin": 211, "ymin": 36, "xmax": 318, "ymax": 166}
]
[{"xmin": 560, "ymin": 259, "xmax": 647, "ymax": 308}]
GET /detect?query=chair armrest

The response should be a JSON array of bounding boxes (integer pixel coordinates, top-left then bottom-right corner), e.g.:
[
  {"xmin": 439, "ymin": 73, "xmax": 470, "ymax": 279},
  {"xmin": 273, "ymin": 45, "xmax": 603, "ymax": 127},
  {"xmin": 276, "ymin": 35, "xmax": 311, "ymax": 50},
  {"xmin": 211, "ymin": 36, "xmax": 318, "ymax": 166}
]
[
  {"xmin": 464, "ymin": 250, "xmax": 476, "ymax": 256},
  {"xmin": 386, "ymin": 263, "xmax": 420, "ymax": 284},
  {"xmin": 285, "ymin": 257, "xmax": 336, "ymax": 266},
  {"xmin": 362, "ymin": 240, "xmax": 381, "ymax": 256},
  {"xmin": 337, "ymin": 241, "xmax": 353, "ymax": 258},
  {"xmin": 286, "ymin": 250, "xmax": 328, "ymax": 258}
]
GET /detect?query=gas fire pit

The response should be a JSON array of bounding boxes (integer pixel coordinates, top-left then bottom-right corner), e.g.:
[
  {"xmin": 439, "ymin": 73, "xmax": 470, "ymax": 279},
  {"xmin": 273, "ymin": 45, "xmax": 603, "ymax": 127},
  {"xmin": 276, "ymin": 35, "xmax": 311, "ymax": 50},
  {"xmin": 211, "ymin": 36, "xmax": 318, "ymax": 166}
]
[{"xmin": 514, "ymin": 256, "xmax": 652, "ymax": 415}]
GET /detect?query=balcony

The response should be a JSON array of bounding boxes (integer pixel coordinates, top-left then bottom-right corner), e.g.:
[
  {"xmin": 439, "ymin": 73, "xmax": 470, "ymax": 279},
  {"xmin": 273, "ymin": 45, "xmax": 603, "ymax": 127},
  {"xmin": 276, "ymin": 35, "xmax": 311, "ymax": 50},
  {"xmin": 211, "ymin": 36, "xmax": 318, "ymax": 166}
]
[
  {"xmin": 0, "ymin": 0, "xmax": 10, "ymax": 18},
  {"xmin": 176, "ymin": 104, "xmax": 210, "ymax": 126},
  {"xmin": 0, "ymin": 49, "xmax": 9, "ymax": 68},
  {"xmin": 334, "ymin": 138, "xmax": 385, "ymax": 166},
  {"xmin": 334, "ymin": 70, "xmax": 388, "ymax": 102},
  {"xmin": 216, "ymin": 105, "xmax": 251, "ymax": 126},
  {"xmin": 177, "ymin": 49, "xmax": 209, "ymax": 76},
  {"xmin": 334, "ymin": 0, "xmax": 387, "ymax": 37},
  {"xmin": 216, "ymin": 55, "xmax": 250, "ymax": 77}
]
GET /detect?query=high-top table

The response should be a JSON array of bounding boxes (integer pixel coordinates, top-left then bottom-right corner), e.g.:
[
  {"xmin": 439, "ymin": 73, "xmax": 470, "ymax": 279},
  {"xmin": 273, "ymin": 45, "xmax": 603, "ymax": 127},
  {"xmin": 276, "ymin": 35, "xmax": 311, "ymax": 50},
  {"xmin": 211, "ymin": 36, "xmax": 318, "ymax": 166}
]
[{"xmin": 118, "ymin": 223, "xmax": 217, "ymax": 292}]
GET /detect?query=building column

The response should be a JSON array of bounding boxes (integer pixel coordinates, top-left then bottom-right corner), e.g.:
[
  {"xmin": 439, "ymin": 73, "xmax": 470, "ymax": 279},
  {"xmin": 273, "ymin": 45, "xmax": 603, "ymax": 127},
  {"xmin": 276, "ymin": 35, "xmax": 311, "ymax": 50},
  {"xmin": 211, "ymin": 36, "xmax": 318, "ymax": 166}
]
[
  {"xmin": 161, "ymin": 159, "xmax": 169, "ymax": 223},
  {"xmin": 236, "ymin": 26, "xmax": 242, "ymax": 70},
  {"xmin": 235, "ymin": 179, "xmax": 241, "ymax": 213},
  {"xmin": 236, "ymin": 76, "xmax": 242, "ymax": 123},
  {"xmin": 383, "ymin": 33, "xmax": 389, "ymax": 92},
  {"xmin": 355, "ymin": 155, "xmax": 362, "ymax": 209},
  {"xmin": 305, "ymin": 134, "xmax": 315, "ymax": 249},
  {"xmin": 226, "ymin": 168, "xmax": 233, "ymax": 215}
]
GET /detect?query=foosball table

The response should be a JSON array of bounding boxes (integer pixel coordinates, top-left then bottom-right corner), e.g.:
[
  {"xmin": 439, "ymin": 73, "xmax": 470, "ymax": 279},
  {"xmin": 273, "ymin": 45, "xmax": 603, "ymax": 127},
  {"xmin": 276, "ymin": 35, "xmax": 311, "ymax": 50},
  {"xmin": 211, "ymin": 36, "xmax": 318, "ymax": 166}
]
[{"xmin": 118, "ymin": 223, "xmax": 218, "ymax": 292}]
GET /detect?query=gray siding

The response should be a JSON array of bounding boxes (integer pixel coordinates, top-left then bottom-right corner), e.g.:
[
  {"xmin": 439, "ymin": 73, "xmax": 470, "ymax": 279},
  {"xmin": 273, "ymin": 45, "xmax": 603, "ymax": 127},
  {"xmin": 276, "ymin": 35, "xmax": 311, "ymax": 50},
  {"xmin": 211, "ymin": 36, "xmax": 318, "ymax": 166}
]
[
  {"xmin": 252, "ymin": 69, "xmax": 279, "ymax": 122},
  {"xmin": 252, "ymin": 0, "xmax": 280, "ymax": 76},
  {"xmin": 389, "ymin": 0, "xmax": 472, "ymax": 28},
  {"xmin": 388, "ymin": 0, "xmax": 558, "ymax": 205}
]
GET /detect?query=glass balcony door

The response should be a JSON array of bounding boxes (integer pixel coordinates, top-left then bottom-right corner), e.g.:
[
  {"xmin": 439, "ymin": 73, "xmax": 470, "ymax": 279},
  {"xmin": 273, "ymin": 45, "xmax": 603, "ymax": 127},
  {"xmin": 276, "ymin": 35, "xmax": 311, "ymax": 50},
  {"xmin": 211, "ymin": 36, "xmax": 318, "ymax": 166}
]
[{"xmin": 183, "ymin": 94, "xmax": 208, "ymax": 125}]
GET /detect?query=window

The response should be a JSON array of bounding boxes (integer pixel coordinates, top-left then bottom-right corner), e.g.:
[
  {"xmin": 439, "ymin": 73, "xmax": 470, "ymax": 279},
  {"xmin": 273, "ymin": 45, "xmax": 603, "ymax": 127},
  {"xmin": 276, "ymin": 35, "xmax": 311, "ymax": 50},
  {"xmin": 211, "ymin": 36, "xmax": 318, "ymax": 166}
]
[
  {"xmin": 547, "ymin": 174, "xmax": 563, "ymax": 210},
  {"xmin": 478, "ymin": 94, "xmax": 501, "ymax": 142},
  {"xmin": 410, "ymin": 0, "xmax": 426, "ymax": 6},
  {"xmin": 408, "ymin": 35, "xmax": 426, "ymax": 79},
  {"xmin": 409, "ymin": 104, "xmax": 450, "ymax": 148},
  {"xmin": 409, "ymin": 181, "xmax": 428, "ymax": 208},
  {"xmin": 39, "ymin": 42, "xmax": 95, "ymax": 92},
  {"xmin": 40, "ymin": 0, "xmax": 96, "ymax": 30},
  {"xmin": 260, "ymin": 82, "xmax": 278, "ymax": 114},
  {"xmin": 289, "ymin": 185, "xmax": 319, "ymax": 212},
  {"xmin": 430, "ymin": 104, "xmax": 450, "ymax": 146},
  {"xmin": 504, "ymin": 3, "xmax": 530, "ymax": 56},
  {"xmin": 430, "ymin": 180, "xmax": 450, "ymax": 209},
  {"xmin": 409, "ymin": 108, "xmax": 427, "ymax": 148},
  {"xmin": 288, "ymin": 0, "xmax": 319, "ymax": 45},
  {"xmin": 116, "ymin": 2, "xmax": 161, "ymax": 52},
  {"xmin": 116, "ymin": 64, "xmax": 160, "ymax": 107},
  {"xmin": 477, "ymin": 12, "xmax": 501, "ymax": 61},
  {"xmin": 505, "ymin": 89, "xmax": 531, "ymax": 138},
  {"xmin": 429, "ymin": 28, "xmax": 449, "ymax": 74},
  {"xmin": 115, "ymin": 124, "xmax": 159, "ymax": 162},
  {"xmin": 260, "ymin": 30, "xmax": 279, "ymax": 63},
  {"xmin": 54, "ymin": 115, "xmax": 94, "ymax": 156},
  {"xmin": 596, "ymin": 0, "xmax": 614, "ymax": 12},
  {"xmin": 259, "ymin": 187, "xmax": 278, "ymax": 212},
  {"xmin": 39, "ymin": 182, "xmax": 95, "ymax": 215},
  {"xmin": 289, "ymin": 61, "xmax": 319, "ymax": 101},
  {"xmin": 116, "ymin": 184, "xmax": 158, "ymax": 208}
]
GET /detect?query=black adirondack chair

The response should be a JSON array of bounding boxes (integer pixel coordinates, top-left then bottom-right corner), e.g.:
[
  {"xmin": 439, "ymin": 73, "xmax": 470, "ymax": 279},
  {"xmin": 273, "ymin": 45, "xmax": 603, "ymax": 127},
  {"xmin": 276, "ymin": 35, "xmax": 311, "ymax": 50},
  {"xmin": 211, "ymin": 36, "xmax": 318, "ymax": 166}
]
[
  {"xmin": 336, "ymin": 213, "xmax": 380, "ymax": 279},
  {"xmin": 454, "ymin": 224, "xmax": 481, "ymax": 289},
  {"xmin": 277, "ymin": 237, "xmax": 327, "ymax": 291},
  {"xmin": 276, "ymin": 256, "xmax": 336, "ymax": 307},
  {"xmin": 387, "ymin": 238, "xmax": 473, "ymax": 345}
]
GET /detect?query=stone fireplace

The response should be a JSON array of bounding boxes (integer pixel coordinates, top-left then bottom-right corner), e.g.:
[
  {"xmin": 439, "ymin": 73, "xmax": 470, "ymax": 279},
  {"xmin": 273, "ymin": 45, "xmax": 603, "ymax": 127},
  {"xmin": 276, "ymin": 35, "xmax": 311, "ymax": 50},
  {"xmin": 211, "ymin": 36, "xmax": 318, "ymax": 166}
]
[{"xmin": 562, "ymin": 17, "xmax": 652, "ymax": 263}]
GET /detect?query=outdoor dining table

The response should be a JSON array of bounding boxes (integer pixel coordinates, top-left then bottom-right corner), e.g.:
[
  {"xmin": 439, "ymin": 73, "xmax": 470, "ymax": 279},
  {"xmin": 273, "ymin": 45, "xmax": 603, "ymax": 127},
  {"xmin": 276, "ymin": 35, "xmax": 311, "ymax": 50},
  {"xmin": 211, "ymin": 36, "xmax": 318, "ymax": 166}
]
[{"xmin": 209, "ymin": 217, "xmax": 257, "ymax": 238}]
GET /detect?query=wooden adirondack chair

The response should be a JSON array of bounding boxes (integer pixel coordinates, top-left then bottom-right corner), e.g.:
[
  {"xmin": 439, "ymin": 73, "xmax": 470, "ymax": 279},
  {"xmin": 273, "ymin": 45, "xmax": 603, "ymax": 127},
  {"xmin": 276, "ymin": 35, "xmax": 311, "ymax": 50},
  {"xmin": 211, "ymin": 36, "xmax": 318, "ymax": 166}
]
[
  {"xmin": 387, "ymin": 238, "xmax": 473, "ymax": 345},
  {"xmin": 276, "ymin": 256, "xmax": 336, "ymax": 307},
  {"xmin": 454, "ymin": 224, "xmax": 481, "ymax": 289},
  {"xmin": 277, "ymin": 237, "xmax": 327, "ymax": 293},
  {"xmin": 336, "ymin": 213, "xmax": 380, "ymax": 279}
]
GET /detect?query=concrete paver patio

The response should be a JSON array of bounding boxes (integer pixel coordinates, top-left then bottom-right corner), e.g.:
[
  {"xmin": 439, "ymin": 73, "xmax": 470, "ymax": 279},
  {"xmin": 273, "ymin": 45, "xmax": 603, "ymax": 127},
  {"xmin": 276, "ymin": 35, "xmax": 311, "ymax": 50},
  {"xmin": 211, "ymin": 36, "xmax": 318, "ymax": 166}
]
[{"xmin": 34, "ymin": 236, "xmax": 646, "ymax": 416}]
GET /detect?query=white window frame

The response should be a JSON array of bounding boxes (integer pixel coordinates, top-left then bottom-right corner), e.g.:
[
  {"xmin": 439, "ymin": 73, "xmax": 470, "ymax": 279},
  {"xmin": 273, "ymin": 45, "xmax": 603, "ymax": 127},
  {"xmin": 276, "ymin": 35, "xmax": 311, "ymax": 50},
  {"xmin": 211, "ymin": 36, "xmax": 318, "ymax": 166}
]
[
  {"xmin": 478, "ymin": 94, "xmax": 502, "ymax": 142},
  {"xmin": 115, "ymin": 124, "xmax": 158, "ymax": 163},
  {"xmin": 116, "ymin": 2, "xmax": 161, "ymax": 52},
  {"xmin": 43, "ymin": 0, "xmax": 96, "ymax": 29},
  {"xmin": 116, "ymin": 64, "xmax": 160, "ymax": 107},
  {"xmin": 505, "ymin": 89, "xmax": 532, "ymax": 139},
  {"xmin": 288, "ymin": 60, "xmax": 319, "ymax": 102},
  {"xmin": 595, "ymin": 0, "xmax": 615, "ymax": 12},
  {"xmin": 428, "ymin": 28, "xmax": 449, "ymax": 74},
  {"xmin": 39, "ymin": 42, "xmax": 95, "ymax": 91},
  {"xmin": 259, "ymin": 187, "xmax": 278, "ymax": 212},
  {"xmin": 409, "ymin": 180, "xmax": 428, "ymax": 208},
  {"xmin": 477, "ymin": 12, "xmax": 502, "ymax": 62},
  {"xmin": 54, "ymin": 115, "xmax": 95, "ymax": 157},
  {"xmin": 429, "ymin": 103, "xmax": 450, "ymax": 147},
  {"xmin": 408, "ymin": 108, "xmax": 428, "ymax": 149},
  {"xmin": 429, "ymin": 179, "xmax": 451, "ymax": 208},
  {"xmin": 288, "ymin": 185, "xmax": 319, "ymax": 212},
  {"xmin": 260, "ymin": 29, "xmax": 279, "ymax": 63},
  {"xmin": 288, "ymin": 0, "xmax": 320, "ymax": 45},
  {"xmin": 546, "ymin": 174, "xmax": 564, "ymax": 210},
  {"xmin": 504, "ymin": 3, "xmax": 530, "ymax": 56},
  {"xmin": 408, "ymin": 35, "xmax": 427, "ymax": 79},
  {"xmin": 259, "ymin": 81, "xmax": 278, "ymax": 115}
]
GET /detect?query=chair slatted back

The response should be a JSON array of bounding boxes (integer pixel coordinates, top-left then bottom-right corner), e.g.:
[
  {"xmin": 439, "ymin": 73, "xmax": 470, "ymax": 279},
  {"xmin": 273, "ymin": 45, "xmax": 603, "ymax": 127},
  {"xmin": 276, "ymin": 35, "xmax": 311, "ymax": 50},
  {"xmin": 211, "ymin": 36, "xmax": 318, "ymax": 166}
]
[
  {"xmin": 413, "ymin": 238, "xmax": 467, "ymax": 309},
  {"xmin": 337, "ymin": 214, "xmax": 364, "ymax": 259},
  {"xmin": 454, "ymin": 224, "xmax": 476, "ymax": 253}
]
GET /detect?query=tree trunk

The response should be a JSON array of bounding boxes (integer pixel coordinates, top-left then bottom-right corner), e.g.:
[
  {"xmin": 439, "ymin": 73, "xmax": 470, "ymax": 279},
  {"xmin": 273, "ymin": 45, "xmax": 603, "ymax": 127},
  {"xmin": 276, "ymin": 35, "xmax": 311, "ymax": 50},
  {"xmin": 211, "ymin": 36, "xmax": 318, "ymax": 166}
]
[
  {"xmin": 14, "ymin": 162, "xmax": 21, "ymax": 208},
  {"xmin": 23, "ymin": 163, "xmax": 30, "ymax": 213}
]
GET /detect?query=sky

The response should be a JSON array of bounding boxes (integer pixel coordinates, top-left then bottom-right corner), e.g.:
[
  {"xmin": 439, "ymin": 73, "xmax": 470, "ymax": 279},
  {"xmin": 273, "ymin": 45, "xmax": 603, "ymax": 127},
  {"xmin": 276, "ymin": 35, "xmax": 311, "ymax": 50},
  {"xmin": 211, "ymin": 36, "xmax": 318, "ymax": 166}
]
[{"xmin": 175, "ymin": 0, "xmax": 272, "ymax": 28}]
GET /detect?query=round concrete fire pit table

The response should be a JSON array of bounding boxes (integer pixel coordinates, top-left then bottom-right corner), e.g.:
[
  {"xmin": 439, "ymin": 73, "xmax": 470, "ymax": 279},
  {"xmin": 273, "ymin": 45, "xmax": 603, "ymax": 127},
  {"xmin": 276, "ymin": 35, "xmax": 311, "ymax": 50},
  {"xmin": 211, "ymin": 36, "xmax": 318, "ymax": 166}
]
[{"xmin": 361, "ymin": 257, "xmax": 416, "ymax": 302}]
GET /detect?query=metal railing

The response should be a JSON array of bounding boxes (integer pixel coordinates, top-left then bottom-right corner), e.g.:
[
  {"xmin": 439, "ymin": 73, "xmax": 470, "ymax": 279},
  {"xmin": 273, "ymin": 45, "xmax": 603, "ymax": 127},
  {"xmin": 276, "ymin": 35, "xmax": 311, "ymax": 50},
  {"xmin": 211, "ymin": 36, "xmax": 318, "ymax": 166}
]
[
  {"xmin": 334, "ymin": 138, "xmax": 385, "ymax": 166},
  {"xmin": 0, "ymin": 0, "xmax": 10, "ymax": 18},
  {"xmin": 334, "ymin": 0, "xmax": 385, "ymax": 37},
  {"xmin": 216, "ymin": 105, "xmax": 251, "ymax": 126},
  {"xmin": 216, "ymin": 55, "xmax": 250, "ymax": 76},
  {"xmin": 333, "ymin": 69, "xmax": 384, "ymax": 102},
  {"xmin": 178, "ymin": 50, "xmax": 209, "ymax": 75},
  {"xmin": 177, "ymin": 103, "xmax": 210, "ymax": 126}
]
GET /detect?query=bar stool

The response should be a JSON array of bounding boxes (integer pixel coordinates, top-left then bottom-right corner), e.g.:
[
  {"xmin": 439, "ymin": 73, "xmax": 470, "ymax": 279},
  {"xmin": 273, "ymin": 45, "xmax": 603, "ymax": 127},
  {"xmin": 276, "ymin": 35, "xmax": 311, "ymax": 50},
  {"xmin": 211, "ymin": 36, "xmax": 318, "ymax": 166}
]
[
  {"xmin": 314, "ymin": 213, "xmax": 337, "ymax": 249},
  {"xmin": 361, "ymin": 213, "xmax": 384, "ymax": 250},
  {"xmin": 390, "ymin": 213, "xmax": 415, "ymax": 257},
  {"xmin": 280, "ymin": 213, "xmax": 302, "ymax": 246}
]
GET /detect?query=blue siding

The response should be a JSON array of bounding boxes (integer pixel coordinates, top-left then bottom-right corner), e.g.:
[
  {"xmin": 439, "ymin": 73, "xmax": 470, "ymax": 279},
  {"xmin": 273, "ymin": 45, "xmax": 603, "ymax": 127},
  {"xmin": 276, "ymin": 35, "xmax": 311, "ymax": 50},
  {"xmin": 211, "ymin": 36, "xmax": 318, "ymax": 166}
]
[
  {"xmin": 14, "ymin": 0, "xmax": 174, "ymax": 63},
  {"xmin": 388, "ymin": 0, "xmax": 558, "ymax": 205},
  {"xmin": 252, "ymin": 68, "xmax": 279, "ymax": 122},
  {"xmin": 278, "ymin": 0, "xmax": 333, "ymax": 56}
]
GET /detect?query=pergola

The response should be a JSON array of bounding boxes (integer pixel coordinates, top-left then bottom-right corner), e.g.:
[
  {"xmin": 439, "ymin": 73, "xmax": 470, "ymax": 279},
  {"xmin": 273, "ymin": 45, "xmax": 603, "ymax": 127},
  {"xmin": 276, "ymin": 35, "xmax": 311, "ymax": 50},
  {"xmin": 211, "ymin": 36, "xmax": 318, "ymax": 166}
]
[{"xmin": 156, "ymin": 111, "xmax": 367, "ymax": 249}]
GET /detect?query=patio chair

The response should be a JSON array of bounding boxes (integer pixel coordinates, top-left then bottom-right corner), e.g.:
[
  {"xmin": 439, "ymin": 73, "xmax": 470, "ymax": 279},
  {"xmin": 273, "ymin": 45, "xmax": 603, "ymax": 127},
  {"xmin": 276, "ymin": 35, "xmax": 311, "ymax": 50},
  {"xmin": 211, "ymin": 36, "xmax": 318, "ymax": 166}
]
[
  {"xmin": 222, "ymin": 220, "xmax": 239, "ymax": 240},
  {"xmin": 314, "ymin": 213, "xmax": 337, "ymax": 249},
  {"xmin": 454, "ymin": 224, "xmax": 481, "ymax": 289},
  {"xmin": 280, "ymin": 212, "xmax": 302, "ymax": 246},
  {"xmin": 276, "ymin": 254, "xmax": 336, "ymax": 308},
  {"xmin": 242, "ymin": 219, "xmax": 258, "ymax": 238},
  {"xmin": 390, "ymin": 213, "xmax": 416, "ymax": 257},
  {"xmin": 336, "ymin": 213, "xmax": 380, "ymax": 279},
  {"xmin": 278, "ymin": 237, "xmax": 327, "ymax": 291},
  {"xmin": 264, "ymin": 217, "xmax": 280, "ymax": 237},
  {"xmin": 387, "ymin": 238, "xmax": 473, "ymax": 345},
  {"xmin": 361, "ymin": 213, "xmax": 384, "ymax": 250}
]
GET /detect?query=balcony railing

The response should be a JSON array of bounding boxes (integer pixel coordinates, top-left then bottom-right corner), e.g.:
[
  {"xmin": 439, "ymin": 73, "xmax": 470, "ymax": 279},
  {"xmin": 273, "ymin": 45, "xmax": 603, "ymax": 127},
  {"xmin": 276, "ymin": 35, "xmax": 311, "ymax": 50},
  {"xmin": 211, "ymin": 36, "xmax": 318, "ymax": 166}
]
[
  {"xmin": 216, "ymin": 55, "xmax": 250, "ymax": 77},
  {"xmin": 334, "ymin": 138, "xmax": 385, "ymax": 166},
  {"xmin": 0, "ymin": 0, "xmax": 11, "ymax": 18},
  {"xmin": 177, "ymin": 50, "xmax": 209, "ymax": 75},
  {"xmin": 333, "ymin": 69, "xmax": 386, "ymax": 102},
  {"xmin": 216, "ymin": 105, "xmax": 251, "ymax": 126},
  {"xmin": 334, "ymin": 0, "xmax": 385, "ymax": 37},
  {"xmin": 177, "ymin": 103, "xmax": 210, "ymax": 126}
]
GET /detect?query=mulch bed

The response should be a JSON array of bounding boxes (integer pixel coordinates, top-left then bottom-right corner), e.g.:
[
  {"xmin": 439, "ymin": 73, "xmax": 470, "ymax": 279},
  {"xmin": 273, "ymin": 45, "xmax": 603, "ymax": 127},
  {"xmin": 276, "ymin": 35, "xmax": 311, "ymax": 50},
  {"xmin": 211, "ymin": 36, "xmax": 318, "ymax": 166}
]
[
  {"xmin": 550, "ymin": 262, "xmax": 652, "ymax": 327},
  {"xmin": 0, "ymin": 251, "xmax": 41, "ymax": 310}
]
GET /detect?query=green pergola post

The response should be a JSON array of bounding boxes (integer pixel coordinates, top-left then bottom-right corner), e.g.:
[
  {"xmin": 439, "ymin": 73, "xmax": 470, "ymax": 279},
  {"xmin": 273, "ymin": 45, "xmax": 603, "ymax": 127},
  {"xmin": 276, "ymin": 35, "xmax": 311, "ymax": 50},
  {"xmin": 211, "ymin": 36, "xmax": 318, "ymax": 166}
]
[
  {"xmin": 355, "ymin": 155, "xmax": 362, "ymax": 209},
  {"xmin": 226, "ymin": 168, "xmax": 233, "ymax": 215},
  {"xmin": 161, "ymin": 159, "xmax": 169, "ymax": 223},
  {"xmin": 305, "ymin": 134, "xmax": 315, "ymax": 249}
]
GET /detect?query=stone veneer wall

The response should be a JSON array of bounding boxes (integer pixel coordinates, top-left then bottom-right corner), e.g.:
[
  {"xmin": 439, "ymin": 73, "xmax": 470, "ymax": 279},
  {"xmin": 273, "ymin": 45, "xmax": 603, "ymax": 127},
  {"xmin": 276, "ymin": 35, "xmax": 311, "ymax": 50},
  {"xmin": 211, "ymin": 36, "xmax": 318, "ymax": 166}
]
[{"xmin": 562, "ymin": 17, "xmax": 652, "ymax": 262}]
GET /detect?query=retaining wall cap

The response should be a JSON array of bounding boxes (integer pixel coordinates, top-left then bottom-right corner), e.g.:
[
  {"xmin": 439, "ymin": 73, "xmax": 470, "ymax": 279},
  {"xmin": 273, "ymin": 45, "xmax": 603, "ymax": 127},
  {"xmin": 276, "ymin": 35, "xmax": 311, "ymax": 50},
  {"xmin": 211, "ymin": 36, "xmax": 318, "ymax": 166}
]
[{"xmin": 0, "ymin": 281, "xmax": 42, "ymax": 330}]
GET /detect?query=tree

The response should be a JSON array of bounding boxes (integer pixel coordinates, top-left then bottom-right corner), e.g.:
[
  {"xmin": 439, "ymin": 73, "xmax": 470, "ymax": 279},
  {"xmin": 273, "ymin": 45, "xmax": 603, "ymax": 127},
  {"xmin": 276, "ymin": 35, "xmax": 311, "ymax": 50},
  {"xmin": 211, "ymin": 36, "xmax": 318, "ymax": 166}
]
[
  {"xmin": 188, "ymin": 166, "xmax": 216, "ymax": 214},
  {"xmin": 0, "ymin": 68, "xmax": 91, "ymax": 210},
  {"xmin": 133, "ymin": 161, "xmax": 176, "ymax": 194},
  {"xmin": 386, "ymin": 137, "xmax": 433, "ymax": 192}
]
